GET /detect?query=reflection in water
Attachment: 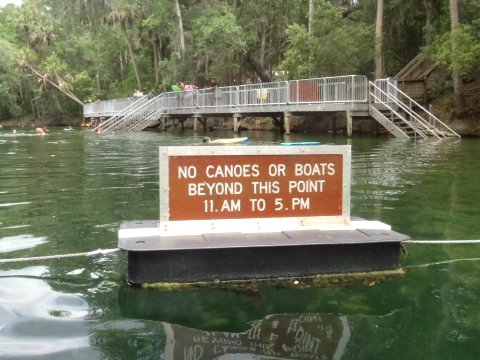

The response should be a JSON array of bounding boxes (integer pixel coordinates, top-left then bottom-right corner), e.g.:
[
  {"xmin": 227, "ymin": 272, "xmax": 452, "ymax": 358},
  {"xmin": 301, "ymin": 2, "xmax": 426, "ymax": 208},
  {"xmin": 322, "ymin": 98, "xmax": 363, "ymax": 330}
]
[
  {"xmin": 117, "ymin": 284, "xmax": 405, "ymax": 360},
  {"xmin": 162, "ymin": 313, "xmax": 350, "ymax": 360},
  {"xmin": 352, "ymin": 138, "xmax": 461, "ymax": 201},
  {"xmin": 0, "ymin": 266, "xmax": 97, "ymax": 358}
]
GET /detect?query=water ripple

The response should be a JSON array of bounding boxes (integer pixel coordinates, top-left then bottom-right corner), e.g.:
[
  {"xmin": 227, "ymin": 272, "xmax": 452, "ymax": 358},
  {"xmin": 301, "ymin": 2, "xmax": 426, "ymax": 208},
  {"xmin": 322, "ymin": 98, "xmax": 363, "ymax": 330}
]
[
  {"xmin": 0, "ymin": 201, "xmax": 31, "ymax": 207},
  {"xmin": 0, "ymin": 234, "xmax": 48, "ymax": 253}
]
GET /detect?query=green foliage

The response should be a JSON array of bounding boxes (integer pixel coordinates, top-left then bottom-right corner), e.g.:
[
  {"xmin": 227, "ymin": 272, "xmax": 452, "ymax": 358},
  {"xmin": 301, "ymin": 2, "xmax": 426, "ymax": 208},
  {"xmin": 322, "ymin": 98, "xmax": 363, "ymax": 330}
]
[
  {"xmin": 279, "ymin": 2, "xmax": 374, "ymax": 78},
  {"xmin": 190, "ymin": 4, "xmax": 247, "ymax": 84},
  {"xmin": 192, "ymin": 6, "xmax": 246, "ymax": 53},
  {"xmin": 0, "ymin": 39, "xmax": 22, "ymax": 118},
  {"xmin": 1, "ymin": 0, "xmax": 480, "ymax": 122},
  {"xmin": 434, "ymin": 25, "xmax": 480, "ymax": 76}
]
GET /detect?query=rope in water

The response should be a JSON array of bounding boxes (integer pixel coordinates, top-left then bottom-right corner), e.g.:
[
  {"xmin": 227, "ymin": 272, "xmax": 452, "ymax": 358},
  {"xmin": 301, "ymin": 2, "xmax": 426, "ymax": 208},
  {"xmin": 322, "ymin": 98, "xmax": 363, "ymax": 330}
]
[
  {"xmin": 403, "ymin": 239, "xmax": 480, "ymax": 244},
  {"xmin": 0, "ymin": 248, "xmax": 119, "ymax": 264},
  {"xmin": 0, "ymin": 240, "xmax": 479, "ymax": 264}
]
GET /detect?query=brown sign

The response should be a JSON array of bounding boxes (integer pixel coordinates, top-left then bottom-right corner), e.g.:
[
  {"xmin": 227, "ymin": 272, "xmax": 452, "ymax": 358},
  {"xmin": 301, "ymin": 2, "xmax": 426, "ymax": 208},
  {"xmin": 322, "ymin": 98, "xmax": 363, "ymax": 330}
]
[{"xmin": 168, "ymin": 154, "xmax": 344, "ymax": 221}]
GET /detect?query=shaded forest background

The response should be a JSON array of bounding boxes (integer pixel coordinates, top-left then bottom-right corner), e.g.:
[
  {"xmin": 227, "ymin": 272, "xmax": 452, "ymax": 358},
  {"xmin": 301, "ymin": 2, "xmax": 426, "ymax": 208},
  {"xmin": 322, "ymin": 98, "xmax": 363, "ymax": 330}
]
[{"xmin": 1, "ymin": 0, "xmax": 479, "ymax": 125}]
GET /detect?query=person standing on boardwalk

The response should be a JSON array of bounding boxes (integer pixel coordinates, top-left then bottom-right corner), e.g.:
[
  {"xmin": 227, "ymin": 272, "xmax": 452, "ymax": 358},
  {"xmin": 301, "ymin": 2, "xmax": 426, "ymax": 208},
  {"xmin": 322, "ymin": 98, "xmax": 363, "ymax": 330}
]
[
  {"xmin": 172, "ymin": 82, "xmax": 182, "ymax": 107},
  {"xmin": 183, "ymin": 81, "xmax": 195, "ymax": 107}
]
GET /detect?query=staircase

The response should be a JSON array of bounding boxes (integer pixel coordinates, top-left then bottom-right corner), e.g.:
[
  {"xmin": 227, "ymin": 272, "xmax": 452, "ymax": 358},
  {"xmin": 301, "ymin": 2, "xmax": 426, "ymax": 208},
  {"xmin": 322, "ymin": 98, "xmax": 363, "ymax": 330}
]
[
  {"xmin": 93, "ymin": 94, "xmax": 165, "ymax": 134},
  {"xmin": 368, "ymin": 79, "xmax": 460, "ymax": 139}
]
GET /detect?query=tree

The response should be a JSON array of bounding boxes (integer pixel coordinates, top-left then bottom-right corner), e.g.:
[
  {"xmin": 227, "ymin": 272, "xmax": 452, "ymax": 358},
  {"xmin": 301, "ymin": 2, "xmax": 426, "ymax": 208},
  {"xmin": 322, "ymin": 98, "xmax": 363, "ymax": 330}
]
[
  {"xmin": 279, "ymin": 1, "xmax": 373, "ymax": 79},
  {"xmin": 141, "ymin": 0, "xmax": 175, "ymax": 86},
  {"xmin": 374, "ymin": 0, "xmax": 384, "ymax": 79},
  {"xmin": 236, "ymin": 0, "xmax": 296, "ymax": 82},
  {"xmin": 105, "ymin": 1, "xmax": 142, "ymax": 90},
  {"xmin": 0, "ymin": 39, "xmax": 23, "ymax": 118},
  {"xmin": 174, "ymin": 0, "xmax": 185, "ymax": 54},
  {"xmin": 2, "ymin": 0, "xmax": 479, "ymax": 124},
  {"xmin": 192, "ymin": 5, "xmax": 246, "ymax": 84},
  {"xmin": 449, "ymin": 0, "xmax": 465, "ymax": 116}
]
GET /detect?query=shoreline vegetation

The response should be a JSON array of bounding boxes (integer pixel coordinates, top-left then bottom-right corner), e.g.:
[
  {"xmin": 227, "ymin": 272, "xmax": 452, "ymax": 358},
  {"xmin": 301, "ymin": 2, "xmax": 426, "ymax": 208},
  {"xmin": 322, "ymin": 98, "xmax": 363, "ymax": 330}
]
[{"xmin": 2, "ymin": 1, "xmax": 480, "ymax": 136}]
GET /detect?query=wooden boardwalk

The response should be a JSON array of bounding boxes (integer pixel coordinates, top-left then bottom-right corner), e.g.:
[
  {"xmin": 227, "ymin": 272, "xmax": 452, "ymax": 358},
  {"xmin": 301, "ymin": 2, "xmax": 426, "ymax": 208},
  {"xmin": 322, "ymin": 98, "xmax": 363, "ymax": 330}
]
[{"xmin": 84, "ymin": 75, "xmax": 459, "ymax": 139}]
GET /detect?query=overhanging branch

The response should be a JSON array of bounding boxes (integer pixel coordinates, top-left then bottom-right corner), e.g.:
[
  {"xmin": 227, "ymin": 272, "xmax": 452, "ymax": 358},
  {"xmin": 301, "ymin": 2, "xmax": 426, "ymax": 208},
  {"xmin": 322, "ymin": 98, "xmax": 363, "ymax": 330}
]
[{"xmin": 23, "ymin": 64, "xmax": 84, "ymax": 106}]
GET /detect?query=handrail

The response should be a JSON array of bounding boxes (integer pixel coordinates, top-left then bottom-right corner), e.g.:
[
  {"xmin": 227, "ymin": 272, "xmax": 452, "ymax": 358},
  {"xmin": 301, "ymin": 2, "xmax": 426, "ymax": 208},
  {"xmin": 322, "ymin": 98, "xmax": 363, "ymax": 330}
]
[
  {"xmin": 94, "ymin": 96, "xmax": 148, "ymax": 133},
  {"xmin": 387, "ymin": 81, "xmax": 460, "ymax": 138},
  {"xmin": 101, "ymin": 95, "xmax": 159, "ymax": 133},
  {"xmin": 83, "ymin": 75, "xmax": 458, "ymax": 139},
  {"xmin": 86, "ymin": 75, "xmax": 370, "ymax": 120},
  {"xmin": 122, "ymin": 94, "xmax": 166, "ymax": 132},
  {"xmin": 370, "ymin": 79, "xmax": 461, "ymax": 139},
  {"xmin": 369, "ymin": 81, "xmax": 431, "ymax": 139},
  {"xmin": 289, "ymin": 75, "xmax": 368, "ymax": 105},
  {"xmin": 371, "ymin": 80, "xmax": 440, "ymax": 138},
  {"xmin": 84, "ymin": 96, "xmax": 137, "ymax": 118}
]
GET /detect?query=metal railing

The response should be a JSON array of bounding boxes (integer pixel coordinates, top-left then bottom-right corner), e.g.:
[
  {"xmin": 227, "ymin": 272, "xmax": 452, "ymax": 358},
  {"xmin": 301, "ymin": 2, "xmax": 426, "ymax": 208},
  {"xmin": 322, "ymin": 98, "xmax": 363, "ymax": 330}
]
[
  {"xmin": 196, "ymin": 86, "xmax": 240, "ymax": 111},
  {"xmin": 83, "ymin": 75, "xmax": 460, "ymax": 138},
  {"xmin": 373, "ymin": 78, "xmax": 398, "ymax": 104},
  {"xmin": 84, "ymin": 75, "xmax": 370, "ymax": 123},
  {"xmin": 94, "ymin": 96, "xmax": 149, "ymax": 133},
  {"xmin": 289, "ymin": 75, "xmax": 368, "ymax": 104},
  {"xmin": 114, "ymin": 94, "xmax": 166, "ymax": 132},
  {"xmin": 369, "ymin": 80, "xmax": 460, "ymax": 139},
  {"xmin": 237, "ymin": 81, "xmax": 289, "ymax": 108},
  {"xmin": 84, "ymin": 96, "xmax": 139, "ymax": 118}
]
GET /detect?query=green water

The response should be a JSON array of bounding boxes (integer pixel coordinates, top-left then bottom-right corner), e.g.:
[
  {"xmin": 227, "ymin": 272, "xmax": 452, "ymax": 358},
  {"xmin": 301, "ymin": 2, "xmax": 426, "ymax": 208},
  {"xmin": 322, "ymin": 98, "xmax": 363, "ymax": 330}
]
[{"xmin": 1, "ymin": 128, "xmax": 480, "ymax": 359}]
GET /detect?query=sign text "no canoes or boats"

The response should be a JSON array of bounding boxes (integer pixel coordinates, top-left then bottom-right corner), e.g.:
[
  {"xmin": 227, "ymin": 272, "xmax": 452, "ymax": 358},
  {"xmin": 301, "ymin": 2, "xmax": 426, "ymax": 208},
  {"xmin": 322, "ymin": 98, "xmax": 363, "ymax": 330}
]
[{"xmin": 163, "ymin": 147, "xmax": 348, "ymax": 222}]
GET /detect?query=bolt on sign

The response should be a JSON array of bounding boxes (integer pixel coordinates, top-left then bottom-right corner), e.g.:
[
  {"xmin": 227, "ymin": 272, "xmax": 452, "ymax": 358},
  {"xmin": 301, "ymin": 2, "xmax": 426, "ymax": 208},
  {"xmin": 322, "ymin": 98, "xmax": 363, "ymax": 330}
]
[{"xmin": 159, "ymin": 145, "xmax": 351, "ymax": 233}]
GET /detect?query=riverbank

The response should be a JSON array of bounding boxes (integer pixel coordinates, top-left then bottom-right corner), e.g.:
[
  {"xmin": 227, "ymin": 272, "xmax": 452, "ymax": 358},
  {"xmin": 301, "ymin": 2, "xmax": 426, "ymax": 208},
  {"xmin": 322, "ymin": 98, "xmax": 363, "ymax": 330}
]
[{"xmin": 0, "ymin": 114, "xmax": 79, "ymax": 128}]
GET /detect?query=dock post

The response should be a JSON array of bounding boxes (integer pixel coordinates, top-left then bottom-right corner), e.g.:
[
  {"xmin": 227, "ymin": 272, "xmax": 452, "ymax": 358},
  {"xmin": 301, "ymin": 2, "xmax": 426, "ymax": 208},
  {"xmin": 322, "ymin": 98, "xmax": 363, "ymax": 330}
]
[
  {"xmin": 233, "ymin": 114, "xmax": 242, "ymax": 133},
  {"xmin": 193, "ymin": 116, "xmax": 198, "ymax": 132},
  {"xmin": 346, "ymin": 110, "xmax": 353, "ymax": 138},
  {"xmin": 284, "ymin": 112, "xmax": 291, "ymax": 135}
]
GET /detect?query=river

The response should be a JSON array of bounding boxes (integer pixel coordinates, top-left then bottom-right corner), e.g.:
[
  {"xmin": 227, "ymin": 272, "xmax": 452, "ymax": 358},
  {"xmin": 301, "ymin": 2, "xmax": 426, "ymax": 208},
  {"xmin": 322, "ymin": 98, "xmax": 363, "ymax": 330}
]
[{"xmin": 1, "ymin": 127, "xmax": 480, "ymax": 359}]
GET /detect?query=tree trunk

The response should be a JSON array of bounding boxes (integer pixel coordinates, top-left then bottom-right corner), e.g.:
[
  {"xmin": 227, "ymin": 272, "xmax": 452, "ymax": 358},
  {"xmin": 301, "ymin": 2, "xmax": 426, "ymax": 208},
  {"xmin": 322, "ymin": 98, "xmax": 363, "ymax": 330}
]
[
  {"xmin": 374, "ymin": 0, "xmax": 384, "ymax": 79},
  {"xmin": 25, "ymin": 64, "xmax": 84, "ymax": 106},
  {"xmin": 96, "ymin": 70, "xmax": 101, "ymax": 92},
  {"xmin": 246, "ymin": 52, "xmax": 271, "ymax": 83},
  {"xmin": 260, "ymin": 25, "xmax": 266, "ymax": 69},
  {"xmin": 205, "ymin": 53, "xmax": 209, "ymax": 82},
  {"xmin": 121, "ymin": 22, "xmax": 142, "ymax": 90},
  {"xmin": 174, "ymin": 0, "xmax": 185, "ymax": 53},
  {"xmin": 153, "ymin": 40, "xmax": 159, "ymax": 84},
  {"xmin": 52, "ymin": 91, "xmax": 63, "ymax": 111},
  {"xmin": 308, "ymin": 0, "xmax": 314, "ymax": 36},
  {"xmin": 450, "ymin": 0, "xmax": 465, "ymax": 116},
  {"xmin": 423, "ymin": 0, "xmax": 439, "ymax": 28},
  {"xmin": 156, "ymin": 38, "xmax": 163, "ymax": 69}
]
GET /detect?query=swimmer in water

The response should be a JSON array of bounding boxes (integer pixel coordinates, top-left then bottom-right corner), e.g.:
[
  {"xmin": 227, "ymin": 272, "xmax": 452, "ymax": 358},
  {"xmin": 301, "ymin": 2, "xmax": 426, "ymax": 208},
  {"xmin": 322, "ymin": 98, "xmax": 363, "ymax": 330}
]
[{"xmin": 35, "ymin": 127, "xmax": 47, "ymax": 135}]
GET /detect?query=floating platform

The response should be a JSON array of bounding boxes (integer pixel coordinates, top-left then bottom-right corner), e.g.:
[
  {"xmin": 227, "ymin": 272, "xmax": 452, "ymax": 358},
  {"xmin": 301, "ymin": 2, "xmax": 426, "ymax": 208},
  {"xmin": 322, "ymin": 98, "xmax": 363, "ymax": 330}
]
[
  {"xmin": 118, "ymin": 219, "xmax": 408, "ymax": 285},
  {"xmin": 118, "ymin": 145, "xmax": 410, "ymax": 285}
]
